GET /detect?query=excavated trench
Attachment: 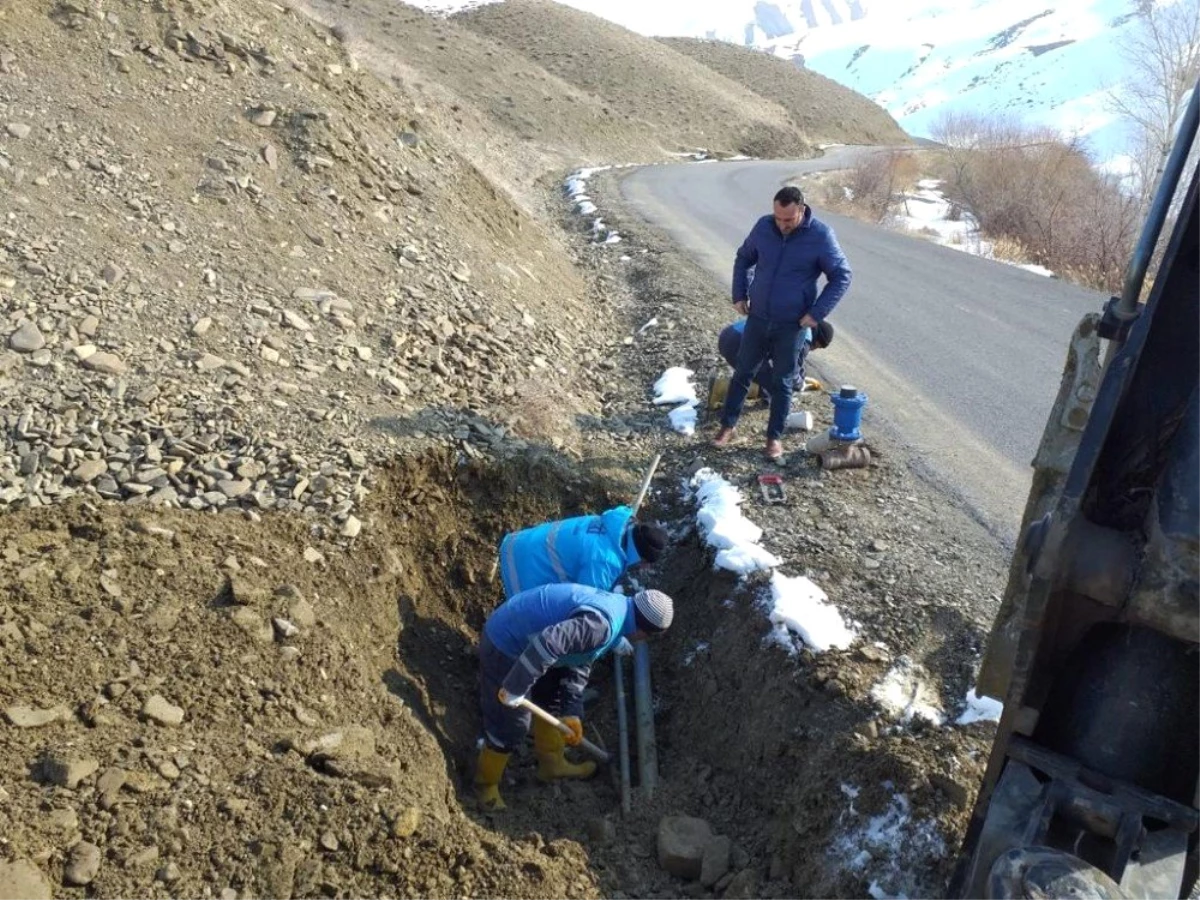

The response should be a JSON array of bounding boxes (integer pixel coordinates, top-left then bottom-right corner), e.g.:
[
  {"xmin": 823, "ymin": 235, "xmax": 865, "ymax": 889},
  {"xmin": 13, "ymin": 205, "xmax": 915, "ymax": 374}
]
[
  {"xmin": 361, "ymin": 450, "xmax": 974, "ymax": 899},
  {"xmin": 0, "ymin": 447, "xmax": 976, "ymax": 898}
]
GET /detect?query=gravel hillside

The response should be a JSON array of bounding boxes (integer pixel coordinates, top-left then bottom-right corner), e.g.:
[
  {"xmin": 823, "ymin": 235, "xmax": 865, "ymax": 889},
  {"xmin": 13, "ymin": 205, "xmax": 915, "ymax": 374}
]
[
  {"xmin": 658, "ymin": 38, "xmax": 910, "ymax": 147},
  {"xmin": 0, "ymin": 0, "xmax": 624, "ymax": 531},
  {"xmin": 292, "ymin": 0, "xmax": 661, "ymax": 203},
  {"xmin": 453, "ymin": 0, "xmax": 814, "ymax": 159}
]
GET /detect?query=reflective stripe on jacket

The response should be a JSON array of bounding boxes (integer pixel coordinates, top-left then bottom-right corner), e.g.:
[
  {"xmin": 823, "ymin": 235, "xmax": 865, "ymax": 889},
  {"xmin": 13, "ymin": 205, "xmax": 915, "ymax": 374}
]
[
  {"xmin": 498, "ymin": 506, "xmax": 637, "ymax": 599},
  {"xmin": 483, "ymin": 583, "xmax": 634, "ymax": 667}
]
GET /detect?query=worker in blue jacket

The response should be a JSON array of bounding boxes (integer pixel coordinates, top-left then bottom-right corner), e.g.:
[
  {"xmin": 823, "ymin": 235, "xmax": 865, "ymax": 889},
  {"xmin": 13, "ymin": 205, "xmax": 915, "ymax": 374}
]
[
  {"xmin": 474, "ymin": 583, "xmax": 674, "ymax": 810},
  {"xmin": 716, "ymin": 316, "xmax": 834, "ymax": 404},
  {"xmin": 497, "ymin": 505, "xmax": 668, "ymax": 600},
  {"xmin": 713, "ymin": 185, "xmax": 852, "ymax": 460}
]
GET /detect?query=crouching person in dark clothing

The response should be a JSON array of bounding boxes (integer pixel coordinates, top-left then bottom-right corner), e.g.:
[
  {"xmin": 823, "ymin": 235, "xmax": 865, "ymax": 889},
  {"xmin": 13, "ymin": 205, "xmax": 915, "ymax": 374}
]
[
  {"xmin": 474, "ymin": 583, "xmax": 675, "ymax": 810},
  {"xmin": 717, "ymin": 316, "xmax": 835, "ymax": 404}
]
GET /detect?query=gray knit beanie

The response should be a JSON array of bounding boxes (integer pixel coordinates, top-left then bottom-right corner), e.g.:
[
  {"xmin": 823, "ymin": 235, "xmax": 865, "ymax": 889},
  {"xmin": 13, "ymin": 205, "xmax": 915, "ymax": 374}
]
[{"xmin": 633, "ymin": 589, "xmax": 674, "ymax": 632}]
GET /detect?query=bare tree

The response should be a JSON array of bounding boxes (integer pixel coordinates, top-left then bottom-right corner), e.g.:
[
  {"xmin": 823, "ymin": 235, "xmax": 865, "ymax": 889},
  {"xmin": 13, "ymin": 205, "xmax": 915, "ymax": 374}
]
[
  {"xmin": 846, "ymin": 149, "xmax": 915, "ymax": 222},
  {"xmin": 929, "ymin": 111, "xmax": 1141, "ymax": 291},
  {"xmin": 1109, "ymin": 0, "xmax": 1200, "ymax": 212}
]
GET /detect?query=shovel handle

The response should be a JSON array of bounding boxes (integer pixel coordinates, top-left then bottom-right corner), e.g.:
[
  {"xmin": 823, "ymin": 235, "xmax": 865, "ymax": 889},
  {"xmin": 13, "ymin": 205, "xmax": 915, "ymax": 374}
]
[
  {"xmin": 630, "ymin": 453, "xmax": 662, "ymax": 518},
  {"xmin": 516, "ymin": 697, "xmax": 610, "ymax": 763}
]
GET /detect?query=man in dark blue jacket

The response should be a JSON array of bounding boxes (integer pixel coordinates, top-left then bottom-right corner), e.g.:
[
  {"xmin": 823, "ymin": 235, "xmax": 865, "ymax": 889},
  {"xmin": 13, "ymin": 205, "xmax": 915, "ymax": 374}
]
[{"xmin": 713, "ymin": 186, "xmax": 851, "ymax": 460}]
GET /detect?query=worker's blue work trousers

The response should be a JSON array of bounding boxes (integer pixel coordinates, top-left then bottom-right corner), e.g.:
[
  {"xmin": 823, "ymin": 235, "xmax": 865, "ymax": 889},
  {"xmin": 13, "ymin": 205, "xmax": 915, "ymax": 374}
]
[
  {"xmin": 478, "ymin": 632, "xmax": 588, "ymax": 752},
  {"xmin": 721, "ymin": 316, "xmax": 804, "ymax": 440}
]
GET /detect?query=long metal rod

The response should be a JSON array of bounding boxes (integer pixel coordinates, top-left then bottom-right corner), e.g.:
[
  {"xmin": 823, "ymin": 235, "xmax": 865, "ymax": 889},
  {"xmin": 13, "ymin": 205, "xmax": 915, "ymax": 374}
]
[
  {"xmin": 630, "ymin": 453, "xmax": 662, "ymax": 517},
  {"xmin": 1119, "ymin": 80, "xmax": 1200, "ymax": 314},
  {"xmin": 632, "ymin": 641, "xmax": 658, "ymax": 797},
  {"xmin": 613, "ymin": 654, "xmax": 632, "ymax": 814}
]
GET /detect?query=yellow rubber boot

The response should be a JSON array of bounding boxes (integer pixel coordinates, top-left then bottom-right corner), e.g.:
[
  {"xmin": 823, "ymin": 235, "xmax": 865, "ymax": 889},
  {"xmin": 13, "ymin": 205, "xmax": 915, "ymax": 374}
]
[
  {"xmin": 533, "ymin": 718, "xmax": 596, "ymax": 782},
  {"xmin": 474, "ymin": 746, "xmax": 510, "ymax": 811}
]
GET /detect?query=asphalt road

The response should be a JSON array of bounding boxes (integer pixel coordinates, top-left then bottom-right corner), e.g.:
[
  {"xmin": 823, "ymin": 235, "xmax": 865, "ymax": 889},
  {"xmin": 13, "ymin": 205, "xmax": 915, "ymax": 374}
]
[{"xmin": 619, "ymin": 148, "xmax": 1106, "ymax": 544}]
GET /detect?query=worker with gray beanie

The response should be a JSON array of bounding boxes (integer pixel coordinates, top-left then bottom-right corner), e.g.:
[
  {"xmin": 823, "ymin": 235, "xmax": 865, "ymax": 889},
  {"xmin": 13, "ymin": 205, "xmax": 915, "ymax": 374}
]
[
  {"xmin": 496, "ymin": 504, "xmax": 669, "ymax": 600},
  {"xmin": 474, "ymin": 584, "xmax": 675, "ymax": 810}
]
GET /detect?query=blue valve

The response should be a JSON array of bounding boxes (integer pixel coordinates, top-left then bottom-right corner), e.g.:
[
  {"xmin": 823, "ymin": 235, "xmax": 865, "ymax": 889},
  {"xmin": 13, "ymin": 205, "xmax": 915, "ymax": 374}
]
[{"xmin": 830, "ymin": 385, "xmax": 868, "ymax": 441}]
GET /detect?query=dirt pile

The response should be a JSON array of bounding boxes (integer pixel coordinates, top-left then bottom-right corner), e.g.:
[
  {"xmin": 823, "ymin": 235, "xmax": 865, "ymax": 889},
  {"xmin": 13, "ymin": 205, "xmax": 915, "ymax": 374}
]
[
  {"xmin": 658, "ymin": 38, "xmax": 910, "ymax": 148},
  {"xmin": 0, "ymin": 0, "xmax": 638, "ymax": 533},
  {"xmin": 0, "ymin": 450, "xmax": 640, "ymax": 898},
  {"xmin": 453, "ymin": 0, "xmax": 814, "ymax": 159}
]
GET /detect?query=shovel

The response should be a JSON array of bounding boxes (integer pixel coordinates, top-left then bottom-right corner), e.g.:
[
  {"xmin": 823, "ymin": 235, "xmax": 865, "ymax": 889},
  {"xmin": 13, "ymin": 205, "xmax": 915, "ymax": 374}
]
[{"xmin": 516, "ymin": 697, "xmax": 610, "ymax": 763}]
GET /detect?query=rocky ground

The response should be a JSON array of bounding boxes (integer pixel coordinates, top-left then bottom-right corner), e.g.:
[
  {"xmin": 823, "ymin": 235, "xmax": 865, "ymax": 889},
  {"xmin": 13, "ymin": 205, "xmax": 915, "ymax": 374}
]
[
  {"xmin": 0, "ymin": 0, "xmax": 629, "ymax": 534},
  {"xmin": 1, "ymin": 2, "xmax": 1013, "ymax": 898},
  {"xmin": 551, "ymin": 167, "xmax": 1011, "ymax": 898}
]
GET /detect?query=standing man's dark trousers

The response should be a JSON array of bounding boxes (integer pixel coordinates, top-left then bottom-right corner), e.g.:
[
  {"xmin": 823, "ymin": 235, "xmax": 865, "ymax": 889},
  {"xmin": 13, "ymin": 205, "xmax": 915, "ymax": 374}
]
[
  {"xmin": 717, "ymin": 324, "xmax": 811, "ymax": 401},
  {"xmin": 720, "ymin": 316, "xmax": 805, "ymax": 440}
]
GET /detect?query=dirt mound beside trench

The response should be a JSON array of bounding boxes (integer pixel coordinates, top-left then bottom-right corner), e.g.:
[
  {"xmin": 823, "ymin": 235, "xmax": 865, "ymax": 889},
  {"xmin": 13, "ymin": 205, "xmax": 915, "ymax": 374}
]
[
  {"xmin": 0, "ymin": 0, "xmax": 619, "ymax": 532},
  {"xmin": 0, "ymin": 449, "xmax": 639, "ymax": 898}
]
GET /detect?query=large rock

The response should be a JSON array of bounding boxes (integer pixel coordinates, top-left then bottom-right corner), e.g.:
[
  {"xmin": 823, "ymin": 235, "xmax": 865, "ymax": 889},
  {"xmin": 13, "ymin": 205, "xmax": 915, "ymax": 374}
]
[
  {"xmin": 142, "ymin": 694, "xmax": 184, "ymax": 726},
  {"xmin": 41, "ymin": 753, "xmax": 99, "ymax": 789},
  {"xmin": 657, "ymin": 815, "xmax": 714, "ymax": 880},
  {"xmin": 64, "ymin": 842, "xmax": 101, "ymax": 886},
  {"xmin": 9, "ymin": 321, "xmax": 45, "ymax": 353},
  {"xmin": 0, "ymin": 860, "xmax": 52, "ymax": 900},
  {"xmin": 700, "ymin": 834, "xmax": 731, "ymax": 887},
  {"xmin": 5, "ymin": 704, "xmax": 71, "ymax": 728},
  {"xmin": 722, "ymin": 868, "xmax": 760, "ymax": 899},
  {"xmin": 82, "ymin": 351, "xmax": 127, "ymax": 375}
]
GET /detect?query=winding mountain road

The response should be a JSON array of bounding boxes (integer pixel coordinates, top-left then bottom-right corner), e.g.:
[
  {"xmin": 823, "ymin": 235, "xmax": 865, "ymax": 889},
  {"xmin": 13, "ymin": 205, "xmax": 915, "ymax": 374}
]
[{"xmin": 619, "ymin": 148, "xmax": 1105, "ymax": 543}]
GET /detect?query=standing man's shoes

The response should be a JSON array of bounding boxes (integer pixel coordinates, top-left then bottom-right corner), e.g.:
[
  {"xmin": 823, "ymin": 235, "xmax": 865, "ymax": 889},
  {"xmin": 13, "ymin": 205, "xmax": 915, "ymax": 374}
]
[
  {"xmin": 765, "ymin": 439, "xmax": 783, "ymax": 460},
  {"xmin": 713, "ymin": 426, "xmax": 737, "ymax": 448}
]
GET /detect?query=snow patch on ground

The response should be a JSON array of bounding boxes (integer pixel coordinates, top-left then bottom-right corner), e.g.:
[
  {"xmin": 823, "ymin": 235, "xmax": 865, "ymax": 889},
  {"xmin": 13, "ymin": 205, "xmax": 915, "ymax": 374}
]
[
  {"xmin": 652, "ymin": 367, "xmax": 700, "ymax": 436},
  {"xmin": 887, "ymin": 179, "xmax": 1055, "ymax": 278},
  {"xmin": 870, "ymin": 657, "xmax": 946, "ymax": 726},
  {"xmin": 686, "ymin": 469, "xmax": 858, "ymax": 653},
  {"xmin": 956, "ymin": 687, "xmax": 1004, "ymax": 725},
  {"xmin": 405, "ymin": 0, "xmax": 500, "ymax": 12},
  {"xmin": 831, "ymin": 783, "xmax": 947, "ymax": 900},
  {"xmin": 652, "ymin": 367, "xmax": 696, "ymax": 405},
  {"xmin": 667, "ymin": 404, "xmax": 698, "ymax": 435},
  {"xmin": 765, "ymin": 572, "xmax": 857, "ymax": 653},
  {"xmin": 689, "ymin": 468, "xmax": 781, "ymax": 574}
]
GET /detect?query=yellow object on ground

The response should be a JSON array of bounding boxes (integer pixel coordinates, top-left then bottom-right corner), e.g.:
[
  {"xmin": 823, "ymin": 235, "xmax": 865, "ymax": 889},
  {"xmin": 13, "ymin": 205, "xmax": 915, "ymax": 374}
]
[
  {"xmin": 532, "ymin": 718, "xmax": 596, "ymax": 782},
  {"xmin": 707, "ymin": 373, "xmax": 761, "ymax": 410},
  {"xmin": 474, "ymin": 746, "xmax": 510, "ymax": 810}
]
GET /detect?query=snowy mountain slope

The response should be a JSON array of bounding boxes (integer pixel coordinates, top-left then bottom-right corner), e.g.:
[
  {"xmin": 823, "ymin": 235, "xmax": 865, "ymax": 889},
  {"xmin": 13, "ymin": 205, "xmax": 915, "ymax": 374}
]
[
  {"xmin": 406, "ymin": 0, "xmax": 1148, "ymax": 161},
  {"xmin": 758, "ymin": 0, "xmax": 1137, "ymax": 160}
]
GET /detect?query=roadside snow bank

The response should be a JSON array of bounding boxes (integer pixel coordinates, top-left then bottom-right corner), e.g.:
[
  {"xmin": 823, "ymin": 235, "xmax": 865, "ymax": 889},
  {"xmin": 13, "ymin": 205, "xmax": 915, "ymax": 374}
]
[
  {"xmin": 564, "ymin": 166, "xmax": 628, "ymax": 245},
  {"xmin": 690, "ymin": 468, "xmax": 780, "ymax": 575},
  {"xmin": 889, "ymin": 179, "xmax": 1055, "ymax": 278}
]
